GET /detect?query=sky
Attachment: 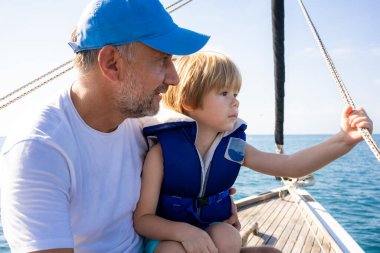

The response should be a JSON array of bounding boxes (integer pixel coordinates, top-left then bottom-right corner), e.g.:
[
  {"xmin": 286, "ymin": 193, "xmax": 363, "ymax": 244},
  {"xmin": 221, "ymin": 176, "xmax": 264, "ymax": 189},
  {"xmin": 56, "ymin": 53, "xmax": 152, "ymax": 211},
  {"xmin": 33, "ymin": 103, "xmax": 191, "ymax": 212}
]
[{"xmin": 0, "ymin": 0, "xmax": 379, "ymax": 137}]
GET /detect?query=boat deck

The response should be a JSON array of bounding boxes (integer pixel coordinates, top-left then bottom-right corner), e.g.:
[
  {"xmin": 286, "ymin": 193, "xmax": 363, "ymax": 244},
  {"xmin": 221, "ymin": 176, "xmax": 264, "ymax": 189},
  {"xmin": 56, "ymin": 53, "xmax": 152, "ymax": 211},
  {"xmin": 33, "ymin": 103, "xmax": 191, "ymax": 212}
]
[{"xmin": 237, "ymin": 188, "xmax": 343, "ymax": 253}]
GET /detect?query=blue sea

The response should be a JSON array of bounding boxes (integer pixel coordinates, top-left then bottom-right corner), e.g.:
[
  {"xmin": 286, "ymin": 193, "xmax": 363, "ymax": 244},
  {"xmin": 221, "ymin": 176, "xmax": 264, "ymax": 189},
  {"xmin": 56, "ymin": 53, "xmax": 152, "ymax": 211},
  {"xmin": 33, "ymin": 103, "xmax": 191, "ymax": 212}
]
[{"xmin": 0, "ymin": 135, "xmax": 379, "ymax": 252}]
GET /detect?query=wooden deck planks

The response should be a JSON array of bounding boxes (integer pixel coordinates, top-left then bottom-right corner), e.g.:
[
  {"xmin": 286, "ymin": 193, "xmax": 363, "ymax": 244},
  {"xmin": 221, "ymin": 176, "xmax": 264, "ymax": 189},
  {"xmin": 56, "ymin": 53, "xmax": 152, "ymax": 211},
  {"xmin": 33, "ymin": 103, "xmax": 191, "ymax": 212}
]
[
  {"xmin": 240, "ymin": 197, "xmax": 277, "ymax": 238},
  {"xmin": 249, "ymin": 194, "xmax": 292, "ymax": 246},
  {"xmin": 291, "ymin": 214, "xmax": 313, "ymax": 253},
  {"xmin": 237, "ymin": 190, "xmax": 344, "ymax": 253},
  {"xmin": 249, "ymin": 197, "xmax": 284, "ymax": 246},
  {"xmin": 266, "ymin": 195, "xmax": 299, "ymax": 247}
]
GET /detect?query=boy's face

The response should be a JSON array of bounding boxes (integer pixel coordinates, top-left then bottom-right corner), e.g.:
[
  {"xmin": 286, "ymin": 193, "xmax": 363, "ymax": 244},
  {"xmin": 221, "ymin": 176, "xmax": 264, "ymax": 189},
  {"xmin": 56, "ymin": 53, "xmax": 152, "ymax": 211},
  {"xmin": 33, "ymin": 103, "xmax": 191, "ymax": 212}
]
[{"xmin": 188, "ymin": 88, "xmax": 239, "ymax": 132}]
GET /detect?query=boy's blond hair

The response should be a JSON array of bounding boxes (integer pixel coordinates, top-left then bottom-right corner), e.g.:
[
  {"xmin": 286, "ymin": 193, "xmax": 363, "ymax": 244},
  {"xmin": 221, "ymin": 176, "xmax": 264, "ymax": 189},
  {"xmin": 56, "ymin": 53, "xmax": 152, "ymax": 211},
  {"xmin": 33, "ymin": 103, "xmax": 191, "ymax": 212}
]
[{"xmin": 162, "ymin": 52, "xmax": 242, "ymax": 114}]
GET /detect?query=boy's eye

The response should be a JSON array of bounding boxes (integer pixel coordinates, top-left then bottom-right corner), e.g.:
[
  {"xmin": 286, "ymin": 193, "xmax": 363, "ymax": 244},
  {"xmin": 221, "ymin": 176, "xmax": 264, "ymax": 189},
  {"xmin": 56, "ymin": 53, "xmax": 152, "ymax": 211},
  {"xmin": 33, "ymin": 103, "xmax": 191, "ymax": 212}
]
[{"xmin": 220, "ymin": 91, "xmax": 239, "ymax": 97}]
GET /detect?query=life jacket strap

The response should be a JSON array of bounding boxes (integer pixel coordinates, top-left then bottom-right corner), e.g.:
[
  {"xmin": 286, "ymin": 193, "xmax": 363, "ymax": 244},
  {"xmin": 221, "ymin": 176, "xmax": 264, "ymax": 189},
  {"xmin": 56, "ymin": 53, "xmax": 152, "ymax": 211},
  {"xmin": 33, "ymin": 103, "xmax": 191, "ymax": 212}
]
[
  {"xmin": 195, "ymin": 189, "xmax": 230, "ymax": 208},
  {"xmin": 159, "ymin": 189, "xmax": 231, "ymax": 226}
]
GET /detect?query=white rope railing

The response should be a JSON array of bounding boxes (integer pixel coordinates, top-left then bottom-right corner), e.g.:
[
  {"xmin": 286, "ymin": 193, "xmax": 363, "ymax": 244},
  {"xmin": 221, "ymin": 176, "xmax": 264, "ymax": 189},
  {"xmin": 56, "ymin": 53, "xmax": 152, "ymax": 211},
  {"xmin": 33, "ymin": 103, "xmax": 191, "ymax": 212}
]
[
  {"xmin": 297, "ymin": 0, "xmax": 380, "ymax": 162},
  {"xmin": 166, "ymin": 0, "xmax": 193, "ymax": 13},
  {"xmin": 0, "ymin": 64, "xmax": 73, "ymax": 110},
  {"xmin": 0, "ymin": 61, "xmax": 73, "ymax": 110}
]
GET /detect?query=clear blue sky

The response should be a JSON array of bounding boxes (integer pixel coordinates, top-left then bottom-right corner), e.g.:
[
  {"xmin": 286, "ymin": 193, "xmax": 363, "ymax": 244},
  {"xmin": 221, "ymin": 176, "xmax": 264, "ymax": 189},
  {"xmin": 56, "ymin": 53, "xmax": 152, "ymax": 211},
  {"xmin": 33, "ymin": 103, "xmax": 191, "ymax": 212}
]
[{"xmin": 0, "ymin": 0, "xmax": 379, "ymax": 136}]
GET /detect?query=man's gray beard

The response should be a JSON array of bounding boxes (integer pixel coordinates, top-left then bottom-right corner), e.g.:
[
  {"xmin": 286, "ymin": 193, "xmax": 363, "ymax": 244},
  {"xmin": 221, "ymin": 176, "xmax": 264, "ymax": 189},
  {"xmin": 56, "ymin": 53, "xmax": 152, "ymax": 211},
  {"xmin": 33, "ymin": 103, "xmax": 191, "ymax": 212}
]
[{"xmin": 115, "ymin": 78, "xmax": 161, "ymax": 118}]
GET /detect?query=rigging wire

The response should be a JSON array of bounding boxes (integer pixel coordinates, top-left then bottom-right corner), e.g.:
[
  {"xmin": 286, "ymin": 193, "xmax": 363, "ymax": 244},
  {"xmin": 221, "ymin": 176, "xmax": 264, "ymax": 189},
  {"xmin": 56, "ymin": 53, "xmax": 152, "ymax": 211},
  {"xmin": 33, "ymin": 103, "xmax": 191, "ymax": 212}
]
[
  {"xmin": 0, "ymin": 66, "xmax": 73, "ymax": 111},
  {"xmin": 0, "ymin": 60, "xmax": 72, "ymax": 103},
  {"xmin": 167, "ymin": 0, "xmax": 193, "ymax": 13},
  {"xmin": 297, "ymin": 0, "xmax": 380, "ymax": 162},
  {"xmin": 0, "ymin": 0, "xmax": 192, "ymax": 110},
  {"xmin": 0, "ymin": 61, "xmax": 73, "ymax": 110}
]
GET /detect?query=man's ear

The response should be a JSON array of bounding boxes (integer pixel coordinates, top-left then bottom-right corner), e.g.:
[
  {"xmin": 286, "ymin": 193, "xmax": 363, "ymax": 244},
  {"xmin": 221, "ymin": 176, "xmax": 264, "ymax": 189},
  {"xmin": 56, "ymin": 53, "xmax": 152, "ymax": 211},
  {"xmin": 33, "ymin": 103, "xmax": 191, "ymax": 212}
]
[{"xmin": 97, "ymin": 46, "xmax": 123, "ymax": 82}]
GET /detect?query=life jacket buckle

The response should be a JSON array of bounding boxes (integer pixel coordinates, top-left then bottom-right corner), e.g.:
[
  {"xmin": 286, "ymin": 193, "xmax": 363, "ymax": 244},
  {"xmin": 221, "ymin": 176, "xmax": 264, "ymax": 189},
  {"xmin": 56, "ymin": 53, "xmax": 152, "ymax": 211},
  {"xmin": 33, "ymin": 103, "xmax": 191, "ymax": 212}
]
[{"xmin": 196, "ymin": 197, "xmax": 209, "ymax": 208}]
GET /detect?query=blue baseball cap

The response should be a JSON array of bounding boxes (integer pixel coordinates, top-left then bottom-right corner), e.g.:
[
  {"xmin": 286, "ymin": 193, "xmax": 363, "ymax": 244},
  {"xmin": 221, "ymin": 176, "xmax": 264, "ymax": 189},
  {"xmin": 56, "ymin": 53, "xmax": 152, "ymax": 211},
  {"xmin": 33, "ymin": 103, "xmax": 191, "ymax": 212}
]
[{"xmin": 68, "ymin": 0, "xmax": 210, "ymax": 55}]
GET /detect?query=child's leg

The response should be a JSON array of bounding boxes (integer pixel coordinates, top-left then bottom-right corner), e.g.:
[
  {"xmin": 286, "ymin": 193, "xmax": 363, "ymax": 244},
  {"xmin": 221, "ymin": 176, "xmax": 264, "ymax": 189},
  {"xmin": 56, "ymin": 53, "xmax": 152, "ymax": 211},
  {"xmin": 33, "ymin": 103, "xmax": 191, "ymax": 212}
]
[
  {"xmin": 154, "ymin": 241, "xmax": 186, "ymax": 253},
  {"xmin": 206, "ymin": 222, "xmax": 241, "ymax": 253}
]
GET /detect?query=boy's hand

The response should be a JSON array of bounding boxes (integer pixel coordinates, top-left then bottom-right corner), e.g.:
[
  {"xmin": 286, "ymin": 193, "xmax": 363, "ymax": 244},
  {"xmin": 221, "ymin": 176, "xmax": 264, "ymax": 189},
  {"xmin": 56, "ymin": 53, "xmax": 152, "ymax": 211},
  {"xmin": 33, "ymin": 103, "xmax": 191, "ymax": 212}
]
[
  {"xmin": 181, "ymin": 225, "xmax": 218, "ymax": 253},
  {"xmin": 341, "ymin": 106, "xmax": 373, "ymax": 145}
]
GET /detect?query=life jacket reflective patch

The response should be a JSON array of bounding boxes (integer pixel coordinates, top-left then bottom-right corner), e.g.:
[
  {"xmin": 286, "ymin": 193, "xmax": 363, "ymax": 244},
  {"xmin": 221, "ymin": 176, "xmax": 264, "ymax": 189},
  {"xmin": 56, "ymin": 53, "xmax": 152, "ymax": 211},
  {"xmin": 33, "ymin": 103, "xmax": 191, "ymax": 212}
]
[{"xmin": 225, "ymin": 137, "xmax": 246, "ymax": 164}]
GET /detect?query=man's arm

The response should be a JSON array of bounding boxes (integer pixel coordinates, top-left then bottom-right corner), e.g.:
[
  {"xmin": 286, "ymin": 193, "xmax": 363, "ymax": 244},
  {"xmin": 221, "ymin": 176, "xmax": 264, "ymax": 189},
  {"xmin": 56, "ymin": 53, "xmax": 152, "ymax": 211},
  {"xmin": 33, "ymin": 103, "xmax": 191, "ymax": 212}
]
[
  {"xmin": 223, "ymin": 188, "xmax": 241, "ymax": 230},
  {"xmin": 31, "ymin": 249, "xmax": 74, "ymax": 253},
  {"xmin": 1, "ymin": 141, "xmax": 74, "ymax": 251}
]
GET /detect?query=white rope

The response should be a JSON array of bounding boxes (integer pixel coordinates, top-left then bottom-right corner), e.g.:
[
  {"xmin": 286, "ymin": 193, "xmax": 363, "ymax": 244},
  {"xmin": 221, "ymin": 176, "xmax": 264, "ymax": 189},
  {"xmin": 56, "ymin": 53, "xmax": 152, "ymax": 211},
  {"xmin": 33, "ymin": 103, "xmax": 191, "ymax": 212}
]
[
  {"xmin": 0, "ymin": 60, "xmax": 73, "ymax": 109},
  {"xmin": 297, "ymin": 0, "xmax": 380, "ymax": 162},
  {"xmin": 0, "ymin": 65, "xmax": 73, "ymax": 110},
  {"xmin": 166, "ymin": 0, "xmax": 193, "ymax": 13}
]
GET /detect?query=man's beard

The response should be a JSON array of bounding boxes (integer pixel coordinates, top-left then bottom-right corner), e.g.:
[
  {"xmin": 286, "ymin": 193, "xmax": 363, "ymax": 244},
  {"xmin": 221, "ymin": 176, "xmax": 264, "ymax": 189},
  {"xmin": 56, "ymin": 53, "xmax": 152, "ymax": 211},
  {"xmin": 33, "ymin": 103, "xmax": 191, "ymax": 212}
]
[{"xmin": 115, "ymin": 73, "xmax": 167, "ymax": 118}]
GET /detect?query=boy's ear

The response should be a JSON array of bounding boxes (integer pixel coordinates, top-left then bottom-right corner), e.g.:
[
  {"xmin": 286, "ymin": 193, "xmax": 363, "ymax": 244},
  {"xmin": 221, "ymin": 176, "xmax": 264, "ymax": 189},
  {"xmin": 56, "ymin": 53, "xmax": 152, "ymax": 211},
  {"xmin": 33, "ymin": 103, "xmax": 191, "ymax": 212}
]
[{"xmin": 182, "ymin": 101, "xmax": 195, "ymax": 112}]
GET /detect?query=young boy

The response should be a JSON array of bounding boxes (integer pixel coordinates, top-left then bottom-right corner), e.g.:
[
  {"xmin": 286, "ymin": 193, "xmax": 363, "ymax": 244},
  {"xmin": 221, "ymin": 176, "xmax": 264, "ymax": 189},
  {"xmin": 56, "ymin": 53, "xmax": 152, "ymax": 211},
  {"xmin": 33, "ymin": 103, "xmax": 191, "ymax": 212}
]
[{"xmin": 133, "ymin": 52, "xmax": 372, "ymax": 253}]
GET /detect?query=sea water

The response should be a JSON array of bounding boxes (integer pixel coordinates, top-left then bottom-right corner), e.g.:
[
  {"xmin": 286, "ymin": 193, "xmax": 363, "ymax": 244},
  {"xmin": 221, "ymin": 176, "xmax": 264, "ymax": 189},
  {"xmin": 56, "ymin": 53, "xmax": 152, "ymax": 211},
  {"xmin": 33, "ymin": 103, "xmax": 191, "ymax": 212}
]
[{"xmin": 0, "ymin": 135, "xmax": 379, "ymax": 252}]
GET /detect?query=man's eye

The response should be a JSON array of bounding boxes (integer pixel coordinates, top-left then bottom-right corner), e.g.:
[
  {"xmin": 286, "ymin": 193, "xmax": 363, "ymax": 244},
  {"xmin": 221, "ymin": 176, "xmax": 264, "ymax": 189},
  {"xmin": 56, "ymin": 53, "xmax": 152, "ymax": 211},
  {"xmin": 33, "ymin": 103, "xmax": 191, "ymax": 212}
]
[{"xmin": 162, "ymin": 55, "xmax": 174, "ymax": 65}]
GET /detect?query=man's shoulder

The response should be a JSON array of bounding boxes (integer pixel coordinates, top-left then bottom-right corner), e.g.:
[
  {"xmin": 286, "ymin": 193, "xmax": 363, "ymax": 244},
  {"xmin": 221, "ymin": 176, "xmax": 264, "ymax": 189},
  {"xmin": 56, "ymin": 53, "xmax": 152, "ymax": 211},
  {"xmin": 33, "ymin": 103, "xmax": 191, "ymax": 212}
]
[{"xmin": 2, "ymin": 90, "xmax": 75, "ymax": 153}]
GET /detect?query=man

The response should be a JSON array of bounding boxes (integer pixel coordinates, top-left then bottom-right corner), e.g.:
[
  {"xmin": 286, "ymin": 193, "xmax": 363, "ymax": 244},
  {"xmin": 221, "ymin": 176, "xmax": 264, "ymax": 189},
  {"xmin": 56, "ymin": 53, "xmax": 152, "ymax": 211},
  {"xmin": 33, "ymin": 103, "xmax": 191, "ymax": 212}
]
[{"xmin": 1, "ymin": 0, "xmax": 281, "ymax": 252}]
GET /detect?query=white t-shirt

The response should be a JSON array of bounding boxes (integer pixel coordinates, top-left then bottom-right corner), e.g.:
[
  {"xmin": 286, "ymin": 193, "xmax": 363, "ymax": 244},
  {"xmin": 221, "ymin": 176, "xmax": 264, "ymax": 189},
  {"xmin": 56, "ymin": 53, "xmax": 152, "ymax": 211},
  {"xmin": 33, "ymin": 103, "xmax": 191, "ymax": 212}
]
[{"xmin": 0, "ymin": 89, "xmax": 146, "ymax": 253}]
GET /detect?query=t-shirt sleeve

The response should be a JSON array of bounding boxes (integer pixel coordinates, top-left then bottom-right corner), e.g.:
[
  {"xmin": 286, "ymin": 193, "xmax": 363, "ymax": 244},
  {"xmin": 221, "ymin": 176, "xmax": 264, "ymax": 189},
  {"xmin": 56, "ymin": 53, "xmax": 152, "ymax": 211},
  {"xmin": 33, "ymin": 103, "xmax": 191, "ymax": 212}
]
[{"xmin": 1, "ymin": 140, "xmax": 74, "ymax": 252}]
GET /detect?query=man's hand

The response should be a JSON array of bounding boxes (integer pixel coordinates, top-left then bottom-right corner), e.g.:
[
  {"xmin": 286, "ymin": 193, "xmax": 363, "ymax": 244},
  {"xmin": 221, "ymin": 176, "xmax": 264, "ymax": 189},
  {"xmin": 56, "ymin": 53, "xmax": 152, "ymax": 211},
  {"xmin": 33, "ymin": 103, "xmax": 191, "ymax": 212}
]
[{"xmin": 223, "ymin": 187, "xmax": 241, "ymax": 230}]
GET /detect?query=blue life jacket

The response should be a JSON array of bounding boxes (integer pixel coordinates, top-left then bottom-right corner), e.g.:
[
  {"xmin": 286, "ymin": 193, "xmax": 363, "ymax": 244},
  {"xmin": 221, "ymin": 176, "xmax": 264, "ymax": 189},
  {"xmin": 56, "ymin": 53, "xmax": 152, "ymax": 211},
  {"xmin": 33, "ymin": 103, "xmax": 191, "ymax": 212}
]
[{"xmin": 143, "ymin": 118, "xmax": 247, "ymax": 229}]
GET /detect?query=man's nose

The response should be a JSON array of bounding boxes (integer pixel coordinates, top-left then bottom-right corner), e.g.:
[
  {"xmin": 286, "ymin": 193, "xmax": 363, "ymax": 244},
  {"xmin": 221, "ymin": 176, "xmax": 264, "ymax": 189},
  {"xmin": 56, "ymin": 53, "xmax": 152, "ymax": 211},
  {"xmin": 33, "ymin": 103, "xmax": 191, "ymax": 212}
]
[{"xmin": 164, "ymin": 61, "xmax": 180, "ymax": 86}]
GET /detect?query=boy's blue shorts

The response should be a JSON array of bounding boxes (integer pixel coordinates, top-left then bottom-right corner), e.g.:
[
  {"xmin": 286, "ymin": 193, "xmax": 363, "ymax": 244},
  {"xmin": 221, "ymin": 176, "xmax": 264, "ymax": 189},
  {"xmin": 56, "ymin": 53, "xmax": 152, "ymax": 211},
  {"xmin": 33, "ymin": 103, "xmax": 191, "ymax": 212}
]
[
  {"xmin": 143, "ymin": 222, "xmax": 221, "ymax": 252},
  {"xmin": 144, "ymin": 238, "xmax": 160, "ymax": 253}
]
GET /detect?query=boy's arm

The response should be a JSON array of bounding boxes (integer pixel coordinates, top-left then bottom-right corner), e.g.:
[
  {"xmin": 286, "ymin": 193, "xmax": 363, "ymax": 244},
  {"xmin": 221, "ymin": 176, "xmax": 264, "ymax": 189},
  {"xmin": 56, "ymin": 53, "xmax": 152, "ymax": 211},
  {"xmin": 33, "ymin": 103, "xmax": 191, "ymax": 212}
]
[
  {"xmin": 243, "ymin": 106, "xmax": 373, "ymax": 178},
  {"xmin": 133, "ymin": 144, "xmax": 218, "ymax": 253}
]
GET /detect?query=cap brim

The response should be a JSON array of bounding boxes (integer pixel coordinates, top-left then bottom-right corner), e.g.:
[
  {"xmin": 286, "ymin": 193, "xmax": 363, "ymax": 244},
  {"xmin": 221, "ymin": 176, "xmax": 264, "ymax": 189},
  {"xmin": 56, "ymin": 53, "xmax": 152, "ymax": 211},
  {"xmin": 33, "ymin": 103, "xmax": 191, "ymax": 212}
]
[{"xmin": 141, "ymin": 26, "xmax": 210, "ymax": 55}]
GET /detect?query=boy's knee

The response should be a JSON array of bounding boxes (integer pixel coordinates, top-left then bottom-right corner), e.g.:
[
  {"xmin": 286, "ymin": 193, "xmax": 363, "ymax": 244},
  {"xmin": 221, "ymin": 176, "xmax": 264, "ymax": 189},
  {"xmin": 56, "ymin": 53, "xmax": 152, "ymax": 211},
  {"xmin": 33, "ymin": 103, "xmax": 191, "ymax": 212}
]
[{"xmin": 207, "ymin": 223, "xmax": 241, "ymax": 253}]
